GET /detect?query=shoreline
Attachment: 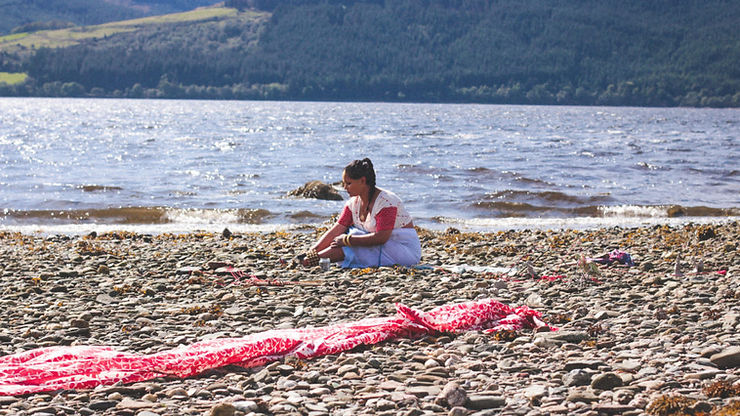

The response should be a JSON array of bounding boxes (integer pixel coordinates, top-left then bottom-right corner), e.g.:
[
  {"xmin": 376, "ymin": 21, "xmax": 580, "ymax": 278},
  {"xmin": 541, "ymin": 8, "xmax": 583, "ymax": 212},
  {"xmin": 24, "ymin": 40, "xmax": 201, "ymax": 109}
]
[
  {"xmin": 0, "ymin": 222, "xmax": 738, "ymax": 415},
  {"xmin": 1, "ymin": 214, "xmax": 739, "ymax": 237}
]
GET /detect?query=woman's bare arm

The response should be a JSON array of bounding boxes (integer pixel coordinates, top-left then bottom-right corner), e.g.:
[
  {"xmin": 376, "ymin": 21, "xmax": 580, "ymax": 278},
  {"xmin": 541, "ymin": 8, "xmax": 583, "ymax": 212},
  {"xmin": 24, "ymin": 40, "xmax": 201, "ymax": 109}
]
[{"xmin": 312, "ymin": 222, "xmax": 349, "ymax": 252}]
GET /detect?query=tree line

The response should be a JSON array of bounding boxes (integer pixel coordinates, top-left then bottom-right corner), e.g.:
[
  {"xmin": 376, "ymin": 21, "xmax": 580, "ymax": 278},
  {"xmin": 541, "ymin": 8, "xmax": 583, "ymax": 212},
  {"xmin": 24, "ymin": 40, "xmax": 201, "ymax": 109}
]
[{"xmin": 1, "ymin": 0, "xmax": 738, "ymax": 107}]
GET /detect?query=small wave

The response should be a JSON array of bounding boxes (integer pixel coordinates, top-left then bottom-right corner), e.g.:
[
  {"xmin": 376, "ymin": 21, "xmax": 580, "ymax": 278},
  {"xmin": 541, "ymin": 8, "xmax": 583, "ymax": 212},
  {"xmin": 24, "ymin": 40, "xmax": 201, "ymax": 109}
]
[
  {"xmin": 503, "ymin": 171, "xmax": 556, "ymax": 187},
  {"xmin": 432, "ymin": 215, "xmax": 740, "ymax": 232},
  {"xmin": 472, "ymin": 194, "xmax": 740, "ymax": 219},
  {"xmin": 78, "ymin": 185, "xmax": 124, "ymax": 192},
  {"xmin": 635, "ymin": 162, "xmax": 667, "ymax": 171},
  {"xmin": 599, "ymin": 205, "xmax": 740, "ymax": 218},
  {"xmin": 2, "ymin": 207, "xmax": 168, "ymax": 224},
  {"xmin": 474, "ymin": 201, "xmax": 602, "ymax": 217},
  {"xmin": 164, "ymin": 208, "xmax": 273, "ymax": 224},
  {"xmin": 482, "ymin": 190, "xmax": 612, "ymax": 205},
  {"xmin": 290, "ymin": 210, "xmax": 326, "ymax": 220},
  {"xmin": 1, "ymin": 207, "xmax": 275, "ymax": 225}
]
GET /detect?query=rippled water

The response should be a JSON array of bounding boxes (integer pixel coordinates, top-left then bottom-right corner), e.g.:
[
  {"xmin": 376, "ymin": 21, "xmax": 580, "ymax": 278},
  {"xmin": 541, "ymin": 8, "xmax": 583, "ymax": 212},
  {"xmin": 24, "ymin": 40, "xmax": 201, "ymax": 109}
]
[{"xmin": 1, "ymin": 98, "xmax": 738, "ymax": 233}]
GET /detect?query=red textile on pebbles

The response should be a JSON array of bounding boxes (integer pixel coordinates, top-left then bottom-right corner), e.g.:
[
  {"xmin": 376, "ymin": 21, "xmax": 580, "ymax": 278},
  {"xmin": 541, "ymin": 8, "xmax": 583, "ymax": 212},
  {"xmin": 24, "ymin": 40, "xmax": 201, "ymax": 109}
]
[{"xmin": 0, "ymin": 298, "xmax": 553, "ymax": 396}]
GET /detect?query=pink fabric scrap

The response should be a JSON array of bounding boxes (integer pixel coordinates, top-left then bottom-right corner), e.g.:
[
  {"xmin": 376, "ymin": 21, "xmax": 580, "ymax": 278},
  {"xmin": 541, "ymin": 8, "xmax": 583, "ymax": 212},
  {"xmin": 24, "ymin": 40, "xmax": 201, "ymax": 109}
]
[{"xmin": 0, "ymin": 298, "xmax": 553, "ymax": 396}]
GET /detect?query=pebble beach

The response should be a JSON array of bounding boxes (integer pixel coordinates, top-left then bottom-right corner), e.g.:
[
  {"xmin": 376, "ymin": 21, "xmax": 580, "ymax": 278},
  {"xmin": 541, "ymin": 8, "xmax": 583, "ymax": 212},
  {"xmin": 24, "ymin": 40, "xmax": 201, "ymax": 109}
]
[{"xmin": 0, "ymin": 221, "xmax": 738, "ymax": 416}]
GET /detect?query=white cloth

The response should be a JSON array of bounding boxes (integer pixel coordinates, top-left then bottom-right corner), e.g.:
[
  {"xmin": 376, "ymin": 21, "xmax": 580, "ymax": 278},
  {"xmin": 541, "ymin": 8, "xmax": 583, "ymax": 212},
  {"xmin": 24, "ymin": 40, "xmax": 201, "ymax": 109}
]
[
  {"xmin": 341, "ymin": 227, "xmax": 421, "ymax": 268},
  {"xmin": 344, "ymin": 189, "xmax": 413, "ymax": 232}
]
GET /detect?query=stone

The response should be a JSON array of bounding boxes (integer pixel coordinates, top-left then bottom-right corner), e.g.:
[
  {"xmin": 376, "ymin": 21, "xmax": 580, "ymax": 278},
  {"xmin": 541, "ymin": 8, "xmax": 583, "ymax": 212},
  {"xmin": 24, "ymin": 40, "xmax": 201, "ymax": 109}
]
[
  {"xmin": 563, "ymin": 360, "xmax": 605, "ymax": 371},
  {"xmin": 116, "ymin": 398, "xmax": 154, "ymax": 410},
  {"xmin": 449, "ymin": 407, "xmax": 468, "ymax": 416},
  {"xmin": 591, "ymin": 372, "xmax": 623, "ymax": 390},
  {"xmin": 466, "ymin": 394, "xmax": 505, "ymax": 410},
  {"xmin": 709, "ymin": 346, "xmax": 740, "ymax": 368},
  {"xmin": 592, "ymin": 404, "xmax": 637, "ymax": 414},
  {"xmin": 374, "ymin": 398, "xmax": 397, "ymax": 411},
  {"xmin": 435, "ymin": 382, "xmax": 467, "ymax": 408},
  {"xmin": 614, "ymin": 360, "xmax": 641, "ymax": 372},
  {"xmin": 566, "ymin": 388, "xmax": 599, "ymax": 403},
  {"xmin": 88, "ymin": 400, "xmax": 118, "ymax": 411},
  {"xmin": 523, "ymin": 384, "xmax": 547, "ymax": 403},
  {"xmin": 69, "ymin": 318, "xmax": 89, "ymax": 328},
  {"xmin": 563, "ymin": 369, "xmax": 592, "ymax": 387},
  {"xmin": 209, "ymin": 402, "xmax": 236, "ymax": 416},
  {"xmin": 288, "ymin": 180, "xmax": 343, "ymax": 200},
  {"xmin": 406, "ymin": 385, "xmax": 442, "ymax": 398},
  {"xmin": 534, "ymin": 331, "xmax": 588, "ymax": 347}
]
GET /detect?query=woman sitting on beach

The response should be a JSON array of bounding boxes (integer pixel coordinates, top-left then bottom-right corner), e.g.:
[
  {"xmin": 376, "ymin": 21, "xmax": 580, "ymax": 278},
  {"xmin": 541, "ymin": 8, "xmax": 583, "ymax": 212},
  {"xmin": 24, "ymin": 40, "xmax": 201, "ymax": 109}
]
[{"xmin": 301, "ymin": 158, "xmax": 422, "ymax": 268}]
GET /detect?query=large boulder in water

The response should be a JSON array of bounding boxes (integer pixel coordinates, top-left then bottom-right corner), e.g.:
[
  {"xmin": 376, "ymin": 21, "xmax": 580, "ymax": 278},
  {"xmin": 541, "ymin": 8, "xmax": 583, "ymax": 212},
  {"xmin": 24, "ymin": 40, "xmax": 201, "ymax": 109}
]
[{"xmin": 288, "ymin": 181, "xmax": 343, "ymax": 201}]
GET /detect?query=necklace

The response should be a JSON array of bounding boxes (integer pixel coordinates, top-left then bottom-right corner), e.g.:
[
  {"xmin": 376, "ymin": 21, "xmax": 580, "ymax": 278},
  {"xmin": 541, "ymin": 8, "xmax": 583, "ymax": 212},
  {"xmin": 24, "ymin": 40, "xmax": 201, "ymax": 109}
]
[{"xmin": 359, "ymin": 188, "xmax": 375, "ymax": 222}]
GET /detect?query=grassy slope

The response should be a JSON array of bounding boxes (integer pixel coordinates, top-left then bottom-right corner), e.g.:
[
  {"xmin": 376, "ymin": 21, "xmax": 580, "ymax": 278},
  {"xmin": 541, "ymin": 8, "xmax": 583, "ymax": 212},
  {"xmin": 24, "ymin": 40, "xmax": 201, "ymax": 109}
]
[
  {"xmin": 0, "ymin": 72, "xmax": 27, "ymax": 85},
  {"xmin": 0, "ymin": 7, "xmax": 239, "ymax": 54}
]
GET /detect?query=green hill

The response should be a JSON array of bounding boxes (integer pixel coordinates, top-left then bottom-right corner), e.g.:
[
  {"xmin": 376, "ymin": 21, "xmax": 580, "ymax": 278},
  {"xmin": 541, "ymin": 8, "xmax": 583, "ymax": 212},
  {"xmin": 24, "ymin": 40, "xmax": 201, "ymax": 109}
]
[
  {"xmin": 1, "ymin": 0, "xmax": 738, "ymax": 107},
  {"xmin": 0, "ymin": 0, "xmax": 220, "ymax": 35}
]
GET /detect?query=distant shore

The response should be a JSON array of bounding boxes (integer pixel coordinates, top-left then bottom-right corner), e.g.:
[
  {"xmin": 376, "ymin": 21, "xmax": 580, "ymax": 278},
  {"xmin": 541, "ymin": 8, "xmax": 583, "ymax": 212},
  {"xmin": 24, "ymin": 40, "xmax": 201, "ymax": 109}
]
[{"xmin": 0, "ymin": 222, "xmax": 738, "ymax": 415}]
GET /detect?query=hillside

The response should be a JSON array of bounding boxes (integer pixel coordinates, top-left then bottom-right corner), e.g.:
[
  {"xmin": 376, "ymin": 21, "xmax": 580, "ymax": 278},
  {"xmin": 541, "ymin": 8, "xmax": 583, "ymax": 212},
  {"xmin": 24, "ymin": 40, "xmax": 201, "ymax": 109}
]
[
  {"xmin": 1, "ymin": 0, "xmax": 738, "ymax": 107},
  {"xmin": 0, "ymin": 0, "xmax": 221, "ymax": 35}
]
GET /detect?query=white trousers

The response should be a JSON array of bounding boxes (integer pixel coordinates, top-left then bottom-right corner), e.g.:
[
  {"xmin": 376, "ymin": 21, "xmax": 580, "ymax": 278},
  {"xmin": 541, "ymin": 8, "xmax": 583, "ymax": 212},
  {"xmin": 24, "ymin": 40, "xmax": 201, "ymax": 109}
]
[{"xmin": 341, "ymin": 227, "xmax": 421, "ymax": 268}]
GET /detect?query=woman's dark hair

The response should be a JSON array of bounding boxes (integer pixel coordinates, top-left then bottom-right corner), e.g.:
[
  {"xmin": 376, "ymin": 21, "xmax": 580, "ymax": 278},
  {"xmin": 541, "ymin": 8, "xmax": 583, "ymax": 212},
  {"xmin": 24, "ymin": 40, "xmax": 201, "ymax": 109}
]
[{"xmin": 345, "ymin": 158, "xmax": 376, "ymax": 197}]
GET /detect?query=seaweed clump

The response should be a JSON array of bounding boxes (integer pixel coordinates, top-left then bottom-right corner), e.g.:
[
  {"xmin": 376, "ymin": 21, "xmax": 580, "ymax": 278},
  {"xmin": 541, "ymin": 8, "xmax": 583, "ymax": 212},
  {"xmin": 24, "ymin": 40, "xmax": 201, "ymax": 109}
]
[
  {"xmin": 712, "ymin": 401, "xmax": 740, "ymax": 416},
  {"xmin": 646, "ymin": 394, "xmax": 698, "ymax": 416},
  {"xmin": 703, "ymin": 380, "xmax": 740, "ymax": 399}
]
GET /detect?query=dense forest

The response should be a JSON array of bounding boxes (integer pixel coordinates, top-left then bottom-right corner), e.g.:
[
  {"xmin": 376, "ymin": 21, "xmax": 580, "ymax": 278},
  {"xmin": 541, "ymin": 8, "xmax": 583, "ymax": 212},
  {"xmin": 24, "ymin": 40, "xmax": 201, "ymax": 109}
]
[{"xmin": 1, "ymin": 0, "xmax": 739, "ymax": 107}]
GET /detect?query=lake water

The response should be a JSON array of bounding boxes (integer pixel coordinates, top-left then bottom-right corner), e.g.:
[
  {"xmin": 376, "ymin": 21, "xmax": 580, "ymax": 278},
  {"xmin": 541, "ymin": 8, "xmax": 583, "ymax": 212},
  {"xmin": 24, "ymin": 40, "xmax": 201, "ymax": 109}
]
[{"xmin": 1, "ymin": 98, "xmax": 738, "ymax": 234}]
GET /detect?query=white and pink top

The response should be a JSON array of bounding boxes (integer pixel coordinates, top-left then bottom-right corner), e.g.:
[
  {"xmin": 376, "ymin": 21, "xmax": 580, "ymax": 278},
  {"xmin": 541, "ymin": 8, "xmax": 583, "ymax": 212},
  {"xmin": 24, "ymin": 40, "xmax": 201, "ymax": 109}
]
[{"xmin": 337, "ymin": 189, "xmax": 413, "ymax": 232}]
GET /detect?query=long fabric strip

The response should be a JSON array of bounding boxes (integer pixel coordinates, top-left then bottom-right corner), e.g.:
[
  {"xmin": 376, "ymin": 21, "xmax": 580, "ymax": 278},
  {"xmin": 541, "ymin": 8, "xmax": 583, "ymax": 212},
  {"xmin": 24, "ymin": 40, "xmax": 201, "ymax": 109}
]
[{"xmin": 0, "ymin": 298, "xmax": 552, "ymax": 396}]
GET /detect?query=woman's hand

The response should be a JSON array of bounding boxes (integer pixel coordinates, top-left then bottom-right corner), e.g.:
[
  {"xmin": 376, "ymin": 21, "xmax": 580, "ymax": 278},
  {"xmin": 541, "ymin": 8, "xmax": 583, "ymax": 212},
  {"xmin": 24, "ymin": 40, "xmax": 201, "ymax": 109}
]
[{"xmin": 331, "ymin": 234, "xmax": 348, "ymax": 248}]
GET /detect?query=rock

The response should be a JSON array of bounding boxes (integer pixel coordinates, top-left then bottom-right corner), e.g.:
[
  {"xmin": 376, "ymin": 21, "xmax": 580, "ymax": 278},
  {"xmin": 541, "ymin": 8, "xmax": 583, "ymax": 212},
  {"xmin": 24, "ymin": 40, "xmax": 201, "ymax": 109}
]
[
  {"xmin": 614, "ymin": 360, "xmax": 641, "ymax": 372},
  {"xmin": 667, "ymin": 205, "xmax": 685, "ymax": 217},
  {"xmin": 374, "ymin": 398, "xmax": 396, "ymax": 411},
  {"xmin": 466, "ymin": 394, "xmax": 505, "ymax": 410},
  {"xmin": 69, "ymin": 318, "xmax": 89, "ymax": 329},
  {"xmin": 288, "ymin": 180, "xmax": 343, "ymax": 200},
  {"xmin": 435, "ymin": 382, "xmax": 467, "ymax": 408},
  {"xmin": 88, "ymin": 400, "xmax": 118, "ymax": 411},
  {"xmin": 590, "ymin": 372, "xmax": 623, "ymax": 390},
  {"xmin": 449, "ymin": 407, "xmax": 469, "ymax": 416},
  {"xmin": 116, "ymin": 398, "xmax": 154, "ymax": 410},
  {"xmin": 209, "ymin": 402, "xmax": 236, "ymax": 416},
  {"xmin": 406, "ymin": 385, "xmax": 442, "ymax": 398},
  {"xmin": 233, "ymin": 401, "xmax": 259, "ymax": 412},
  {"xmin": 563, "ymin": 360, "xmax": 604, "ymax": 371},
  {"xmin": 176, "ymin": 266, "xmax": 201, "ymax": 275},
  {"xmin": 59, "ymin": 269, "xmax": 79, "ymax": 277},
  {"xmin": 563, "ymin": 369, "xmax": 592, "ymax": 387},
  {"xmin": 96, "ymin": 294, "xmax": 117, "ymax": 304},
  {"xmin": 709, "ymin": 346, "xmax": 740, "ymax": 368},
  {"xmin": 697, "ymin": 226, "xmax": 716, "ymax": 240},
  {"xmin": 592, "ymin": 404, "xmax": 637, "ymax": 414},
  {"xmin": 566, "ymin": 388, "xmax": 599, "ymax": 403},
  {"xmin": 534, "ymin": 331, "xmax": 589, "ymax": 347},
  {"xmin": 523, "ymin": 384, "xmax": 547, "ymax": 403},
  {"xmin": 700, "ymin": 346, "xmax": 723, "ymax": 358}
]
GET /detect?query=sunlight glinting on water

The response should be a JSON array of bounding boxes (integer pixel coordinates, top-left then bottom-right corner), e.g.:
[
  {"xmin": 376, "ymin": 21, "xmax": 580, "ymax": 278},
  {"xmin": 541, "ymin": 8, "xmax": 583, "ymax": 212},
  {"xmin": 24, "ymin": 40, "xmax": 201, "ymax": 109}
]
[{"xmin": 0, "ymin": 98, "xmax": 738, "ymax": 233}]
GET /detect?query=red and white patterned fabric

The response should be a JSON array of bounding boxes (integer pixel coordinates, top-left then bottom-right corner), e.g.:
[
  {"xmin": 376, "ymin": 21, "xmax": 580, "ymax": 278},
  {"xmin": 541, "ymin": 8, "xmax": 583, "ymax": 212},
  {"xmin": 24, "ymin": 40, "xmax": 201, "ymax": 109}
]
[{"xmin": 0, "ymin": 298, "xmax": 553, "ymax": 396}]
